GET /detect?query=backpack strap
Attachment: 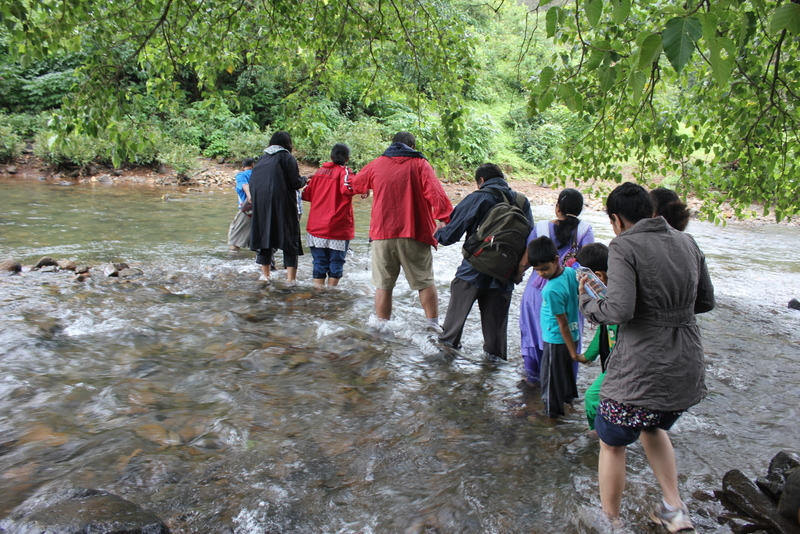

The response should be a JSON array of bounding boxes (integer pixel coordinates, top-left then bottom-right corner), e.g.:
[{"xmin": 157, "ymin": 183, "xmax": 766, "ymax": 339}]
[{"xmin": 477, "ymin": 187, "xmax": 511, "ymax": 205}]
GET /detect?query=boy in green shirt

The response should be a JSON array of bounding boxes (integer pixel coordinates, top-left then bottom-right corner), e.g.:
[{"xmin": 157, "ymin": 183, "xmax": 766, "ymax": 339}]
[{"xmin": 575, "ymin": 243, "xmax": 616, "ymax": 430}]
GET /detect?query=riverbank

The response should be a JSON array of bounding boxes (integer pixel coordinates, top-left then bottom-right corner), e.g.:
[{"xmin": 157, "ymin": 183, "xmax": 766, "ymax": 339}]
[{"xmin": 2, "ymin": 155, "xmax": 797, "ymax": 227}]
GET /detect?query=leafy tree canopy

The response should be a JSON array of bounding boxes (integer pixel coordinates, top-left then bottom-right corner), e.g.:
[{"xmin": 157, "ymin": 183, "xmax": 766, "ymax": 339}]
[
  {"xmin": 534, "ymin": 0, "xmax": 800, "ymax": 221},
  {"xmin": 1, "ymin": 0, "xmax": 477, "ymax": 165}
]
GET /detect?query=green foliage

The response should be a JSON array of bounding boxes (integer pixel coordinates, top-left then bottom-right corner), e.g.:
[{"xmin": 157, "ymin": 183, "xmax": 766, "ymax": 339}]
[
  {"xmin": 0, "ymin": 123, "xmax": 22, "ymax": 161},
  {"xmin": 157, "ymin": 142, "xmax": 200, "ymax": 179},
  {"xmin": 534, "ymin": 0, "xmax": 800, "ymax": 220},
  {"xmin": 1, "ymin": 0, "xmax": 478, "ymax": 170},
  {"xmin": 306, "ymin": 117, "xmax": 387, "ymax": 170},
  {"xmin": 1, "ymin": 111, "xmax": 49, "ymax": 138},
  {"xmin": 227, "ymin": 130, "xmax": 271, "ymax": 163},
  {"xmin": 459, "ymin": 114, "xmax": 499, "ymax": 167}
]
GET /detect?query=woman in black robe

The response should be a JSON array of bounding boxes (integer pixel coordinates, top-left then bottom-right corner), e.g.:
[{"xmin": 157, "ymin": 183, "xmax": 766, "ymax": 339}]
[{"xmin": 249, "ymin": 131, "xmax": 307, "ymax": 284}]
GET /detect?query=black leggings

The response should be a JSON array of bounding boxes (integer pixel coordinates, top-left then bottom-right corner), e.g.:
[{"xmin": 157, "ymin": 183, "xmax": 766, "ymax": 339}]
[{"xmin": 256, "ymin": 249, "xmax": 298, "ymax": 269}]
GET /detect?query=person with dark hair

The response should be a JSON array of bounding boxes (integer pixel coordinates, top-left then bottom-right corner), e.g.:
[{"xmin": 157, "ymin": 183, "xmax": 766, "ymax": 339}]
[
  {"xmin": 518, "ymin": 188, "xmax": 594, "ymax": 385},
  {"xmin": 301, "ymin": 143, "xmax": 359, "ymax": 288},
  {"xmin": 348, "ymin": 132, "xmax": 453, "ymax": 326},
  {"xmin": 573, "ymin": 243, "xmax": 616, "ymax": 431},
  {"xmin": 249, "ymin": 131, "xmax": 307, "ymax": 286},
  {"xmin": 579, "ymin": 181, "xmax": 714, "ymax": 531},
  {"xmin": 526, "ymin": 235, "xmax": 581, "ymax": 418},
  {"xmin": 227, "ymin": 157, "xmax": 256, "ymax": 252},
  {"xmin": 650, "ymin": 187, "xmax": 691, "ymax": 232},
  {"xmin": 434, "ymin": 163, "xmax": 533, "ymax": 360}
]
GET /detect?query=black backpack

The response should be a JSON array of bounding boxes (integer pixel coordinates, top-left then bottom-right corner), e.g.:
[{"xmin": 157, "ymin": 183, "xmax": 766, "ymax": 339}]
[{"xmin": 462, "ymin": 188, "xmax": 532, "ymax": 282}]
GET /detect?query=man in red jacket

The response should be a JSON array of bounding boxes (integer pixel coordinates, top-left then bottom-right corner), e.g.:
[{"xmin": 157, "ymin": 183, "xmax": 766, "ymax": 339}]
[{"xmin": 348, "ymin": 132, "xmax": 453, "ymax": 326}]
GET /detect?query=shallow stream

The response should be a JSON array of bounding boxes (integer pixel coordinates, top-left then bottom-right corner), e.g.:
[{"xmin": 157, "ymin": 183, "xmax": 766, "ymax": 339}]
[{"xmin": 1, "ymin": 179, "xmax": 799, "ymax": 533}]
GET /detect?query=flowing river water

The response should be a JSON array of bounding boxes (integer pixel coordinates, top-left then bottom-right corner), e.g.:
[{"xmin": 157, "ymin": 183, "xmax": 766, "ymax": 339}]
[{"xmin": 0, "ymin": 179, "xmax": 798, "ymax": 533}]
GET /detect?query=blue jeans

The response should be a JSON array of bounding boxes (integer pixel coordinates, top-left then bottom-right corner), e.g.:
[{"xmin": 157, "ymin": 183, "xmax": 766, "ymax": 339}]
[{"xmin": 310, "ymin": 245, "xmax": 348, "ymax": 279}]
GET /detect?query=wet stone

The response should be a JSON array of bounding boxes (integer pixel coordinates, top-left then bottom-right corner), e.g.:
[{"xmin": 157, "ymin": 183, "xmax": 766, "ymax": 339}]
[
  {"xmin": 770, "ymin": 451, "xmax": 800, "ymax": 479},
  {"xmin": 57, "ymin": 259, "xmax": 77, "ymax": 271},
  {"xmin": 103, "ymin": 264, "xmax": 119, "ymax": 277},
  {"xmin": 118, "ymin": 267, "xmax": 144, "ymax": 278},
  {"xmin": 0, "ymin": 487, "xmax": 170, "ymax": 534},
  {"xmin": 758, "ymin": 472, "xmax": 785, "ymax": 502},
  {"xmin": 722, "ymin": 469, "xmax": 800, "ymax": 534},
  {"xmin": 779, "ymin": 468, "xmax": 800, "ymax": 524},
  {"xmin": 0, "ymin": 259, "xmax": 22, "ymax": 273},
  {"xmin": 34, "ymin": 256, "xmax": 58, "ymax": 269}
]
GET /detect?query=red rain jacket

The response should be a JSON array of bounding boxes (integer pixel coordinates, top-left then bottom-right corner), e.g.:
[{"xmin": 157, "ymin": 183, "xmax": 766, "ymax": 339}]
[
  {"xmin": 349, "ymin": 156, "xmax": 452, "ymax": 248},
  {"xmin": 302, "ymin": 162, "xmax": 357, "ymax": 241}
]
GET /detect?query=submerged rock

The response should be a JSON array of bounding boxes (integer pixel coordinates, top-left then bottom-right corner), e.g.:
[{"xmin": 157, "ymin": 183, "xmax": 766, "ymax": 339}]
[
  {"xmin": 34, "ymin": 256, "xmax": 58, "ymax": 269},
  {"xmin": 0, "ymin": 487, "xmax": 170, "ymax": 534},
  {"xmin": 118, "ymin": 267, "xmax": 144, "ymax": 278},
  {"xmin": 722, "ymin": 469, "xmax": 800, "ymax": 534},
  {"xmin": 103, "ymin": 264, "xmax": 119, "ymax": 277},
  {"xmin": 770, "ymin": 451, "xmax": 800, "ymax": 478},
  {"xmin": 57, "ymin": 259, "xmax": 77, "ymax": 271},
  {"xmin": 779, "ymin": 468, "xmax": 800, "ymax": 524},
  {"xmin": 1, "ymin": 259, "xmax": 22, "ymax": 273}
]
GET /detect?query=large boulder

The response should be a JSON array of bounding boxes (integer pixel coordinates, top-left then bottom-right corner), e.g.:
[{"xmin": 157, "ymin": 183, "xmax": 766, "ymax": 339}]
[
  {"xmin": 33, "ymin": 256, "xmax": 58, "ymax": 269},
  {"xmin": 779, "ymin": 468, "xmax": 800, "ymax": 525},
  {"xmin": 0, "ymin": 259, "xmax": 22, "ymax": 273},
  {"xmin": 723, "ymin": 469, "xmax": 800, "ymax": 534},
  {"xmin": 0, "ymin": 487, "xmax": 170, "ymax": 534},
  {"xmin": 57, "ymin": 260, "xmax": 77, "ymax": 271}
]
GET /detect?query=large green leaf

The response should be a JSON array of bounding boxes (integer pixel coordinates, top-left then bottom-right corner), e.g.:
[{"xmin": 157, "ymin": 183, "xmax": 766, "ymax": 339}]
[
  {"xmin": 628, "ymin": 70, "xmax": 647, "ymax": 103},
  {"xmin": 539, "ymin": 66, "xmax": 556, "ymax": 90},
  {"xmin": 637, "ymin": 33, "xmax": 662, "ymax": 70},
  {"xmin": 546, "ymin": 6, "xmax": 559, "ymax": 38},
  {"xmin": 709, "ymin": 37, "xmax": 735, "ymax": 86},
  {"xmin": 662, "ymin": 17, "xmax": 702, "ymax": 73},
  {"xmin": 612, "ymin": 0, "xmax": 631, "ymax": 24},
  {"xmin": 598, "ymin": 63, "xmax": 617, "ymax": 92},
  {"xmin": 585, "ymin": 0, "xmax": 603, "ymax": 28},
  {"xmin": 769, "ymin": 3, "xmax": 800, "ymax": 34}
]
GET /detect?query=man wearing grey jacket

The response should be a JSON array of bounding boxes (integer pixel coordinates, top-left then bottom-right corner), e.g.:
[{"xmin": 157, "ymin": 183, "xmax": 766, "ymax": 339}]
[{"xmin": 579, "ymin": 182, "xmax": 714, "ymax": 533}]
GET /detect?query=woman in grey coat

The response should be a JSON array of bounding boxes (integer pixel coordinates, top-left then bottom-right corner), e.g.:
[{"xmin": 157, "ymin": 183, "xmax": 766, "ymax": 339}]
[{"xmin": 579, "ymin": 182, "xmax": 714, "ymax": 532}]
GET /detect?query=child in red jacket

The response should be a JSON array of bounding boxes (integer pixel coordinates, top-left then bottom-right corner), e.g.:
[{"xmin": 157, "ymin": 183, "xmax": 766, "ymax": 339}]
[{"xmin": 302, "ymin": 144, "xmax": 358, "ymax": 288}]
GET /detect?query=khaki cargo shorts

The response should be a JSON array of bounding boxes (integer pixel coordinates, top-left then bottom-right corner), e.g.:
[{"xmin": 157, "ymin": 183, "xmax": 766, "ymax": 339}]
[{"xmin": 371, "ymin": 238, "xmax": 434, "ymax": 291}]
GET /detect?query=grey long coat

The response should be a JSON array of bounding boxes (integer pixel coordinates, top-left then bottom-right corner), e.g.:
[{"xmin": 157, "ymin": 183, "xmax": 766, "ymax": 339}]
[{"xmin": 579, "ymin": 216, "xmax": 715, "ymax": 412}]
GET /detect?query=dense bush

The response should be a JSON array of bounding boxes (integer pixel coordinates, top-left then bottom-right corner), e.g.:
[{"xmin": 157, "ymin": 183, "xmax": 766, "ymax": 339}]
[
  {"xmin": 1, "ymin": 112, "xmax": 49, "ymax": 138},
  {"xmin": 157, "ymin": 141, "xmax": 200, "ymax": 179},
  {"xmin": 306, "ymin": 117, "xmax": 388, "ymax": 169},
  {"xmin": 227, "ymin": 131, "xmax": 272, "ymax": 162},
  {"xmin": 0, "ymin": 123, "xmax": 22, "ymax": 162}
]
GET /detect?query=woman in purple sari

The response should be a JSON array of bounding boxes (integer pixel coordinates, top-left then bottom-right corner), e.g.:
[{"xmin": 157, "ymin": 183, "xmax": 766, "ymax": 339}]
[{"xmin": 518, "ymin": 188, "xmax": 594, "ymax": 385}]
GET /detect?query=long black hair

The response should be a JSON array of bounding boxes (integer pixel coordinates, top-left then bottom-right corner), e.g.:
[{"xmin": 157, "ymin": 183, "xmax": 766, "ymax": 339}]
[
  {"xmin": 554, "ymin": 188, "xmax": 584, "ymax": 248},
  {"xmin": 269, "ymin": 131, "xmax": 293, "ymax": 152}
]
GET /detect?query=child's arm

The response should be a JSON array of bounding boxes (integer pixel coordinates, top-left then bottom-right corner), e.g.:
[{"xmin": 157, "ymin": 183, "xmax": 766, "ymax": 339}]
[
  {"xmin": 242, "ymin": 183, "xmax": 251, "ymax": 202},
  {"xmin": 555, "ymin": 313, "xmax": 580, "ymax": 362},
  {"xmin": 582, "ymin": 326, "xmax": 602, "ymax": 363}
]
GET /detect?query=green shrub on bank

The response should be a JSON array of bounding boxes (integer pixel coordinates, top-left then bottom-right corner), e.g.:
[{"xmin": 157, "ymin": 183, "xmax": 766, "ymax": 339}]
[
  {"xmin": 157, "ymin": 141, "xmax": 200, "ymax": 179},
  {"xmin": 304, "ymin": 117, "xmax": 387, "ymax": 169},
  {"xmin": 228, "ymin": 130, "xmax": 271, "ymax": 162},
  {"xmin": 1, "ymin": 112, "xmax": 49, "ymax": 139},
  {"xmin": 0, "ymin": 123, "xmax": 22, "ymax": 162}
]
